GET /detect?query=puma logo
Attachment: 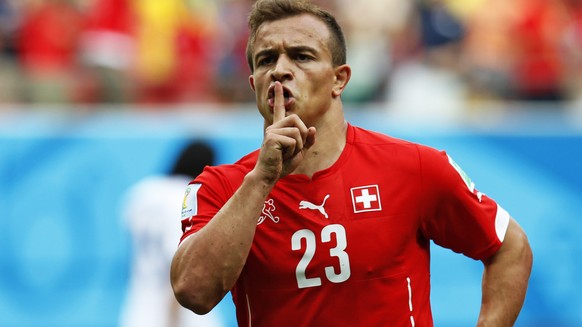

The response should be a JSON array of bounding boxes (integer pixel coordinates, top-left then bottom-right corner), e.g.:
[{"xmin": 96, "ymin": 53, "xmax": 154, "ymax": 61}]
[{"xmin": 299, "ymin": 194, "xmax": 330, "ymax": 218}]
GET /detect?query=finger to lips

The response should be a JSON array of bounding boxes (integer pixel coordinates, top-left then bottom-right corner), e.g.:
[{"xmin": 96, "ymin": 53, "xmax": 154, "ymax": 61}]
[{"xmin": 273, "ymin": 81, "xmax": 285, "ymax": 123}]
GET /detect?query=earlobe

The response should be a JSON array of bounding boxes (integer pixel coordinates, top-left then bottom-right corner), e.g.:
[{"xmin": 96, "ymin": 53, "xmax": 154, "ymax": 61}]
[{"xmin": 332, "ymin": 65, "xmax": 351, "ymax": 97}]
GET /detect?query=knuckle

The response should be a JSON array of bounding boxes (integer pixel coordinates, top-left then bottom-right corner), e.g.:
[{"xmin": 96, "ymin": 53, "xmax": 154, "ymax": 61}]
[{"xmin": 287, "ymin": 114, "xmax": 300, "ymax": 121}]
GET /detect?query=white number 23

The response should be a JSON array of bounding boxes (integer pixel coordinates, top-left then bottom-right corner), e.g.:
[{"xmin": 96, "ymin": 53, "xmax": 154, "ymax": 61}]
[{"xmin": 291, "ymin": 224, "xmax": 351, "ymax": 289}]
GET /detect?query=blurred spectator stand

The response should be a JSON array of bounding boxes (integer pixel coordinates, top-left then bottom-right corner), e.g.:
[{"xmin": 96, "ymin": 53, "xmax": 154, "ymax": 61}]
[{"xmin": 17, "ymin": 0, "xmax": 85, "ymax": 104}]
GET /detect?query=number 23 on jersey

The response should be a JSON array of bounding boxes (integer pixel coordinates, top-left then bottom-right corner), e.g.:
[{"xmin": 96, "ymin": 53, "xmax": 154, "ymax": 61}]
[{"xmin": 291, "ymin": 224, "xmax": 351, "ymax": 289}]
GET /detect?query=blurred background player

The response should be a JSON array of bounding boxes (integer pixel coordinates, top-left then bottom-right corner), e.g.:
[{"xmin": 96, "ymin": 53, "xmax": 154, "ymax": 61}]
[{"xmin": 119, "ymin": 140, "xmax": 225, "ymax": 327}]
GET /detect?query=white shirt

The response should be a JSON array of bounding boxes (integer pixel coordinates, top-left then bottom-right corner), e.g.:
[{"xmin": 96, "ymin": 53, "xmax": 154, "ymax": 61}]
[{"xmin": 119, "ymin": 175, "xmax": 226, "ymax": 327}]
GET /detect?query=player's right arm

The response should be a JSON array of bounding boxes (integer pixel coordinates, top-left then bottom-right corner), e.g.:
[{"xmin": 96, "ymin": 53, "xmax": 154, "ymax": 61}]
[
  {"xmin": 170, "ymin": 82, "xmax": 315, "ymax": 314},
  {"xmin": 170, "ymin": 172, "xmax": 273, "ymax": 314}
]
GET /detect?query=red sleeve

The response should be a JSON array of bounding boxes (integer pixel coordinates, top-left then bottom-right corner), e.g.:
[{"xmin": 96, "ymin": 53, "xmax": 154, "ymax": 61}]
[
  {"xmin": 418, "ymin": 146, "xmax": 510, "ymax": 260},
  {"xmin": 178, "ymin": 165, "xmax": 242, "ymax": 244}
]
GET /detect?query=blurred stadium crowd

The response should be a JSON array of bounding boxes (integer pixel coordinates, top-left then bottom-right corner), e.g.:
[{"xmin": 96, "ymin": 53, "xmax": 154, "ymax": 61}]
[{"xmin": 0, "ymin": 0, "xmax": 581, "ymax": 107}]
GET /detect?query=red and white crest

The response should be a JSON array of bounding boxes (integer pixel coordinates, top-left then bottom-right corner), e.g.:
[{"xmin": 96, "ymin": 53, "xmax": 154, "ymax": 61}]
[{"xmin": 351, "ymin": 185, "xmax": 382, "ymax": 213}]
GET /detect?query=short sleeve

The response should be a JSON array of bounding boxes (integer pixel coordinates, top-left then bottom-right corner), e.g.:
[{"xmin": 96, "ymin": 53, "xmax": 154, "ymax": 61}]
[
  {"xmin": 178, "ymin": 166, "xmax": 237, "ymax": 245},
  {"xmin": 418, "ymin": 147, "xmax": 510, "ymax": 260}
]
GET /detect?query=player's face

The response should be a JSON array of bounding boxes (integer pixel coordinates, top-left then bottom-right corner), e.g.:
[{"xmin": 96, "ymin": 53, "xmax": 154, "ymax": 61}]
[{"xmin": 249, "ymin": 14, "xmax": 339, "ymax": 127}]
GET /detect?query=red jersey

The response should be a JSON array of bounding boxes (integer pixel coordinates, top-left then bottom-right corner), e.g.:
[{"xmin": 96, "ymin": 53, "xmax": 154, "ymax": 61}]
[{"xmin": 180, "ymin": 124, "xmax": 510, "ymax": 326}]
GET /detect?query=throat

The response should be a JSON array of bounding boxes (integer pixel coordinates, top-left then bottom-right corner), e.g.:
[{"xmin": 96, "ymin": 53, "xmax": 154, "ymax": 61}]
[
  {"xmin": 291, "ymin": 119, "xmax": 348, "ymax": 179},
  {"xmin": 293, "ymin": 145, "xmax": 344, "ymax": 179}
]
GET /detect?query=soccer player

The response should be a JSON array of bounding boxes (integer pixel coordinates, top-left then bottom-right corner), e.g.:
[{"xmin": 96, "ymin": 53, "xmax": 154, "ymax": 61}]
[
  {"xmin": 120, "ymin": 141, "xmax": 225, "ymax": 327},
  {"xmin": 170, "ymin": 1, "xmax": 533, "ymax": 326}
]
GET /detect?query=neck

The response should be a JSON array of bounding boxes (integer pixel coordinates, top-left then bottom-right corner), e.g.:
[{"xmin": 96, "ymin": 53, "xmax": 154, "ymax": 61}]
[{"xmin": 292, "ymin": 118, "xmax": 348, "ymax": 178}]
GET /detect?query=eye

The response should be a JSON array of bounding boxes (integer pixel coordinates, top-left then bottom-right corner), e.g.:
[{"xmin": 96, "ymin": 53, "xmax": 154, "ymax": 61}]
[
  {"xmin": 256, "ymin": 56, "xmax": 274, "ymax": 67},
  {"xmin": 296, "ymin": 53, "xmax": 312, "ymax": 62}
]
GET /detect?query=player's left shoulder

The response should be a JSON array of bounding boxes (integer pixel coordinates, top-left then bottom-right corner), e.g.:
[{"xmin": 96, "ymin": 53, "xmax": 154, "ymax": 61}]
[{"xmin": 349, "ymin": 124, "xmax": 416, "ymax": 147}]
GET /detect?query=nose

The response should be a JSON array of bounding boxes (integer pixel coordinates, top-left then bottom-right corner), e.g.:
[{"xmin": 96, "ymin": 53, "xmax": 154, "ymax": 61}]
[{"xmin": 270, "ymin": 55, "xmax": 293, "ymax": 81}]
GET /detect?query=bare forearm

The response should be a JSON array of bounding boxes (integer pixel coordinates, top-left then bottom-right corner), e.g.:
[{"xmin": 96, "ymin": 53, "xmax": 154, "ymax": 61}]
[
  {"xmin": 171, "ymin": 95, "xmax": 316, "ymax": 314},
  {"xmin": 170, "ymin": 171, "xmax": 274, "ymax": 313},
  {"xmin": 478, "ymin": 219, "xmax": 533, "ymax": 326}
]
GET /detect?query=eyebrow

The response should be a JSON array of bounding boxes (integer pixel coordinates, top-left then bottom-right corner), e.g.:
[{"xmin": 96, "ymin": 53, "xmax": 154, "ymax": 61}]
[{"xmin": 254, "ymin": 45, "xmax": 318, "ymax": 61}]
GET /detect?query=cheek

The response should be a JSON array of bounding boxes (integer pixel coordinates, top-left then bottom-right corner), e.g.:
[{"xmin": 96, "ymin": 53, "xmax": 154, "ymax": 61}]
[
  {"xmin": 310, "ymin": 76, "xmax": 334, "ymax": 97},
  {"xmin": 257, "ymin": 100, "xmax": 271, "ymax": 119}
]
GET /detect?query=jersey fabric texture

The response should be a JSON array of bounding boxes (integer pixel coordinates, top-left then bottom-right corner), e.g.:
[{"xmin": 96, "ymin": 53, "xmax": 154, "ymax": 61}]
[{"xmin": 179, "ymin": 124, "xmax": 510, "ymax": 327}]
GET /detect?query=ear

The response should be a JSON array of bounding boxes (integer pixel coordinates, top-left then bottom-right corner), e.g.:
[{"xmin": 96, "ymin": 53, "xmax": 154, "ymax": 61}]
[
  {"xmin": 249, "ymin": 75, "xmax": 256, "ymax": 92},
  {"xmin": 332, "ymin": 64, "xmax": 351, "ymax": 97}
]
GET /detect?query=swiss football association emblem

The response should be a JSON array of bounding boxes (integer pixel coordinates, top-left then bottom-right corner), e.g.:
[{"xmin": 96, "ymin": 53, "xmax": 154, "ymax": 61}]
[
  {"xmin": 257, "ymin": 198, "xmax": 280, "ymax": 225},
  {"xmin": 351, "ymin": 185, "xmax": 382, "ymax": 213}
]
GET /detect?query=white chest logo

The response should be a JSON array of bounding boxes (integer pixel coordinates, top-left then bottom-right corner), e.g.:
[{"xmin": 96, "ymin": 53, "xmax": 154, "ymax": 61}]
[
  {"xmin": 299, "ymin": 194, "xmax": 330, "ymax": 218},
  {"xmin": 258, "ymin": 199, "xmax": 280, "ymax": 225}
]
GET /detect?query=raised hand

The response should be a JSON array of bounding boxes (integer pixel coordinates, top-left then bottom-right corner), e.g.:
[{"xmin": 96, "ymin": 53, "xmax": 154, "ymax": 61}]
[{"xmin": 254, "ymin": 81, "xmax": 316, "ymax": 185}]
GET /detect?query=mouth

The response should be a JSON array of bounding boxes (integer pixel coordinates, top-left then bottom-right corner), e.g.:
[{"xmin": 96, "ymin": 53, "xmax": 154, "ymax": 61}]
[{"xmin": 267, "ymin": 84, "xmax": 295, "ymax": 109}]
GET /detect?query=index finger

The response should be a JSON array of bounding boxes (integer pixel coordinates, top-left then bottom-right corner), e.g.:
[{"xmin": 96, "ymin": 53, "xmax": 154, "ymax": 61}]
[{"xmin": 273, "ymin": 81, "xmax": 285, "ymax": 123}]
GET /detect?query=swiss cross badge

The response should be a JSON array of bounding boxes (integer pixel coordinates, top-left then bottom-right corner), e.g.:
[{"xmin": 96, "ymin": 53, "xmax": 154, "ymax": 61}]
[{"xmin": 351, "ymin": 185, "xmax": 382, "ymax": 213}]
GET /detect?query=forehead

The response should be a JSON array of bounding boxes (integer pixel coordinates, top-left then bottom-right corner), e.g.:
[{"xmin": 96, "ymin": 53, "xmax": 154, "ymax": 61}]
[{"xmin": 253, "ymin": 14, "xmax": 331, "ymax": 53}]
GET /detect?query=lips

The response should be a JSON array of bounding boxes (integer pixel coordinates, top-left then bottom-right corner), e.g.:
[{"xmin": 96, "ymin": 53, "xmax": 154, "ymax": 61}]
[{"xmin": 267, "ymin": 84, "xmax": 295, "ymax": 109}]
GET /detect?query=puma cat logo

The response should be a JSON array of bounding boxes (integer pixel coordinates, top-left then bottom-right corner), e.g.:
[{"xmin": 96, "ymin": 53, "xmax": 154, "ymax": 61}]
[{"xmin": 299, "ymin": 194, "xmax": 330, "ymax": 218}]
